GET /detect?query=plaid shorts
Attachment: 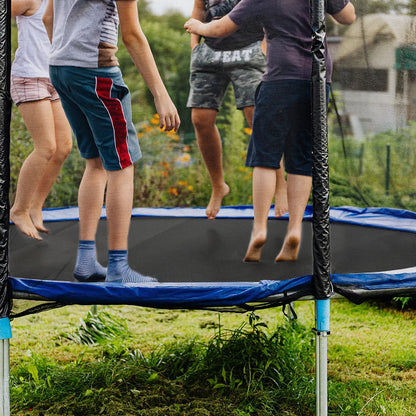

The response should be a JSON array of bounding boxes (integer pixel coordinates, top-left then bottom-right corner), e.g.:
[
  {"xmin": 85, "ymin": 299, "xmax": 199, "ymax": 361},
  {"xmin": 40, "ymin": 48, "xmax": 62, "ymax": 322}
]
[{"xmin": 10, "ymin": 75, "xmax": 60, "ymax": 106}]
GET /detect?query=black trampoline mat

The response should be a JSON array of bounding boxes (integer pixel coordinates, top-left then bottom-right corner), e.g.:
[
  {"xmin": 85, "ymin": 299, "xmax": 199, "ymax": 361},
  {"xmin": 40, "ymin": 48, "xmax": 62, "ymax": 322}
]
[{"xmin": 8, "ymin": 217, "xmax": 416, "ymax": 283}]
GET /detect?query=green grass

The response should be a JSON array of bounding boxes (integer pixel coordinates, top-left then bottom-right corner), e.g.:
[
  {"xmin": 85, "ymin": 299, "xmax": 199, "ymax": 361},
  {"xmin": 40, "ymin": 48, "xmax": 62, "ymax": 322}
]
[{"xmin": 9, "ymin": 299, "xmax": 416, "ymax": 415}]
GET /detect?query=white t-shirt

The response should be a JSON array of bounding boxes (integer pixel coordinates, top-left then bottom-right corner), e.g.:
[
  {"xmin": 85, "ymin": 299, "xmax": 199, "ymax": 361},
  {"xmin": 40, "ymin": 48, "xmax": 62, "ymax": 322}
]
[
  {"xmin": 49, "ymin": 0, "xmax": 123, "ymax": 68},
  {"xmin": 11, "ymin": 0, "xmax": 51, "ymax": 78}
]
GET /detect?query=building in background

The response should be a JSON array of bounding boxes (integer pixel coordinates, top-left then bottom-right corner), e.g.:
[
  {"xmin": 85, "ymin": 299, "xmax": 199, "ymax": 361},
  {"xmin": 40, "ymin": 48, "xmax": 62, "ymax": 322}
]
[{"xmin": 331, "ymin": 14, "xmax": 416, "ymax": 139}]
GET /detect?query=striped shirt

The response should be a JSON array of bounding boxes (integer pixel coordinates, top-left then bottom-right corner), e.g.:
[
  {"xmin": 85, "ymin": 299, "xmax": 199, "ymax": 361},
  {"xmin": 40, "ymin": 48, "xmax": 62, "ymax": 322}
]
[{"xmin": 50, "ymin": 0, "xmax": 131, "ymax": 68}]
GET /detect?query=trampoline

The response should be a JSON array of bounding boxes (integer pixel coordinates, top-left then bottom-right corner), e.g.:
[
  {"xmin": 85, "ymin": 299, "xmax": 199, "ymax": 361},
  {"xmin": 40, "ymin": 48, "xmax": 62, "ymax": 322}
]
[{"xmin": 8, "ymin": 205, "xmax": 416, "ymax": 316}]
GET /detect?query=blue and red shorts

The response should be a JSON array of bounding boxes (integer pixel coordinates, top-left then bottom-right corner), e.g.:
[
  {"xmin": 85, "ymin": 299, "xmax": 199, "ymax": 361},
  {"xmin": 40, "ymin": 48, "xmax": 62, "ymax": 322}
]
[{"xmin": 50, "ymin": 65, "xmax": 141, "ymax": 171}]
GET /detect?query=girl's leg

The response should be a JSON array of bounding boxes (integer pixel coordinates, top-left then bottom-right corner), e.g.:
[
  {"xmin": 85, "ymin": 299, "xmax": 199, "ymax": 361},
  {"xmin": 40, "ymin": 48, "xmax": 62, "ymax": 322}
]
[
  {"xmin": 275, "ymin": 173, "xmax": 312, "ymax": 262},
  {"xmin": 30, "ymin": 100, "xmax": 72, "ymax": 232},
  {"xmin": 10, "ymin": 99, "xmax": 58, "ymax": 240},
  {"xmin": 244, "ymin": 166, "xmax": 277, "ymax": 262}
]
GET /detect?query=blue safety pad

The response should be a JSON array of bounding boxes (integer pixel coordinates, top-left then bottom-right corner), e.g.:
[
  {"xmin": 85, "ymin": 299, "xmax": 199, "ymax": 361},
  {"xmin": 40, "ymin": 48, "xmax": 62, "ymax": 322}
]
[{"xmin": 10, "ymin": 276, "xmax": 312, "ymax": 308}]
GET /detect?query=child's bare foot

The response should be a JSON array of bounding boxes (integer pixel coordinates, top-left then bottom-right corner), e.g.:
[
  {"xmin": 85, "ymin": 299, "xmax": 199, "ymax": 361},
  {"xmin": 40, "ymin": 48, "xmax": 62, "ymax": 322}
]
[
  {"xmin": 10, "ymin": 209, "xmax": 42, "ymax": 240},
  {"xmin": 206, "ymin": 183, "xmax": 230, "ymax": 220},
  {"xmin": 274, "ymin": 184, "xmax": 288, "ymax": 218},
  {"xmin": 275, "ymin": 233, "xmax": 300, "ymax": 262},
  {"xmin": 30, "ymin": 209, "xmax": 49, "ymax": 234},
  {"xmin": 244, "ymin": 230, "xmax": 267, "ymax": 262}
]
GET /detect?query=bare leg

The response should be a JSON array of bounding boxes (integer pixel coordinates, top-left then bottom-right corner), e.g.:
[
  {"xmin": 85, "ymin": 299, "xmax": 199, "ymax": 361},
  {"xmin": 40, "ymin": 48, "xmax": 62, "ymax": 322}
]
[
  {"xmin": 274, "ymin": 167, "xmax": 288, "ymax": 218},
  {"xmin": 275, "ymin": 173, "xmax": 311, "ymax": 262},
  {"xmin": 192, "ymin": 108, "xmax": 229, "ymax": 220},
  {"xmin": 78, "ymin": 158, "xmax": 107, "ymax": 241},
  {"xmin": 242, "ymin": 107, "xmax": 288, "ymax": 218},
  {"xmin": 30, "ymin": 100, "xmax": 72, "ymax": 233},
  {"xmin": 244, "ymin": 167, "xmax": 276, "ymax": 262},
  {"xmin": 10, "ymin": 100, "xmax": 59, "ymax": 240},
  {"xmin": 105, "ymin": 164, "xmax": 134, "ymax": 250}
]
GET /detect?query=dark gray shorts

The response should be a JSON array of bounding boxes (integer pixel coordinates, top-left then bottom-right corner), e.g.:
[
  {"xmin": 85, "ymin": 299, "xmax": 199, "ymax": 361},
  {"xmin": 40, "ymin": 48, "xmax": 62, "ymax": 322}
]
[{"xmin": 187, "ymin": 41, "xmax": 266, "ymax": 111}]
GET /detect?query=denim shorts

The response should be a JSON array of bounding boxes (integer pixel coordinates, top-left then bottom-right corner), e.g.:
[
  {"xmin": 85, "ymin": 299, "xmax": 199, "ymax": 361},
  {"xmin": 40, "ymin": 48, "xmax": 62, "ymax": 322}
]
[
  {"xmin": 49, "ymin": 65, "xmax": 141, "ymax": 171},
  {"xmin": 187, "ymin": 41, "xmax": 266, "ymax": 110},
  {"xmin": 246, "ymin": 79, "xmax": 329, "ymax": 176}
]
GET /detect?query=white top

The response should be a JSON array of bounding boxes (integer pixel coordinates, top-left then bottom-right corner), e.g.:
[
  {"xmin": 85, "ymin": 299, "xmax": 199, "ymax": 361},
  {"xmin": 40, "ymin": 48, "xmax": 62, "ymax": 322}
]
[{"xmin": 11, "ymin": 0, "xmax": 51, "ymax": 78}]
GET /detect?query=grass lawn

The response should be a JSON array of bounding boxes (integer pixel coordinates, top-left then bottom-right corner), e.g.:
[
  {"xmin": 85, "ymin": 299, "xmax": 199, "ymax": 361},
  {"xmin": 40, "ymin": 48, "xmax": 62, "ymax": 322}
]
[{"xmin": 9, "ymin": 298, "xmax": 416, "ymax": 415}]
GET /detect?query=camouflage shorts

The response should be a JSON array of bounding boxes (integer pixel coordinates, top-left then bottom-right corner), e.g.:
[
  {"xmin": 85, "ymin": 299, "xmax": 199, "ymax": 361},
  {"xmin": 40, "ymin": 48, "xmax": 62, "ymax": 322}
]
[{"xmin": 187, "ymin": 41, "xmax": 266, "ymax": 111}]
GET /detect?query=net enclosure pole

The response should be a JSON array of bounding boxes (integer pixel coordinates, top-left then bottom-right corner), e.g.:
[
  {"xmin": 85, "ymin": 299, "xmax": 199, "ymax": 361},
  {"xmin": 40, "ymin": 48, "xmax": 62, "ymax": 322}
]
[
  {"xmin": 310, "ymin": 0, "xmax": 332, "ymax": 415},
  {"xmin": 0, "ymin": 0, "xmax": 13, "ymax": 415}
]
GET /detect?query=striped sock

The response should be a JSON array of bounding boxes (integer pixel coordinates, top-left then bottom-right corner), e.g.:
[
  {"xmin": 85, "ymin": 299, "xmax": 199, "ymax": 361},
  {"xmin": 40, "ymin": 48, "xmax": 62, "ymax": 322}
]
[
  {"xmin": 73, "ymin": 240, "xmax": 107, "ymax": 282},
  {"xmin": 106, "ymin": 250, "xmax": 158, "ymax": 283}
]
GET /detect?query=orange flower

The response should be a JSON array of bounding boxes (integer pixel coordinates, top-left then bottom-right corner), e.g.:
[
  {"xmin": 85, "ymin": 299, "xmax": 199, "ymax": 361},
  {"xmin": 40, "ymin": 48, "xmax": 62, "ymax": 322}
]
[
  {"xmin": 187, "ymin": 185, "xmax": 193, "ymax": 191},
  {"xmin": 178, "ymin": 181, "xmax": 188, "ymax": 186},
  {"xmin": 244, "ymin": 127, "xmax": 252, "ymax": 135},
  {"xmin": 176, "ymin": 153, "xmax": 191, "ymax": 164},
  {"xmin": 168, "ymin": 187, "xmax": 178, "ymax": 196},
  {"xmin": 151, "ymin": 114, "xmax": 160, "ymax": 125}
]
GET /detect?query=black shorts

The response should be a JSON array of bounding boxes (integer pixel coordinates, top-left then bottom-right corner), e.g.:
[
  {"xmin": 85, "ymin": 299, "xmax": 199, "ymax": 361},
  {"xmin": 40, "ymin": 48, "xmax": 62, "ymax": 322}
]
[{"xmin": 246, "ymin": 79, "xmax": 329, "ymax": 176}]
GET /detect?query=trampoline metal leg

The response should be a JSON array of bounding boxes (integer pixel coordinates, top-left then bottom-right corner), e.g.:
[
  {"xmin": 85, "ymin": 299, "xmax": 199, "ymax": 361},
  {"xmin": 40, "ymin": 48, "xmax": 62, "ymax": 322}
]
[
  {"xmin": 315, "ymin": 299, "xmax": 330, "ymax": 416},
  {"xmin": 0, "ymin": 339, "xmax": 10, "ymax": 416}
]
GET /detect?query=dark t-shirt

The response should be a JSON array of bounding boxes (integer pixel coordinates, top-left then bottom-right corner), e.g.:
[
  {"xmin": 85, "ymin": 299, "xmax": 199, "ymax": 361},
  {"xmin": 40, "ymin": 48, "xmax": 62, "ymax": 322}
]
[
  {"xmin": 203, "ymin": 0, "xmax": 264, "ymax": 51},
  {"xmin": 229, "ymin": 0, "xmax": 349, "ymax": 82}
]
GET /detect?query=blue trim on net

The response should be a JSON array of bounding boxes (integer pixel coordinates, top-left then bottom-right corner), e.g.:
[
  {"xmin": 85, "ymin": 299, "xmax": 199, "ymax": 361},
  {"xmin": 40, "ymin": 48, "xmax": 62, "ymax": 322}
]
[
  {"xmin": 0, "ymin": 318, "xmax": 12, "ymax": 339},
  {"xmin": 37, "ymin": 205, "xmax": 416, "ymax": 233}
]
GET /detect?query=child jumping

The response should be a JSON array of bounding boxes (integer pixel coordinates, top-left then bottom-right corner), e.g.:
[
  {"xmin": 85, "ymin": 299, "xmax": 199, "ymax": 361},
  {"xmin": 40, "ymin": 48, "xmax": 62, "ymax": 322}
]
[
  {"xmin": 44, "ymin": 0, "xmax": 180, "ymax": 283},
  {"xmin": 185, "ymin": 0, "xmax": 355, "ymax": 262}
]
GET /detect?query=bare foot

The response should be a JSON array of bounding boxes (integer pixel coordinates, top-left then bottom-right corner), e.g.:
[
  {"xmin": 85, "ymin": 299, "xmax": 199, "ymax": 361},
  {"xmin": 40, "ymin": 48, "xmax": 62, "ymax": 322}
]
[
  {"xmin": 244, "ymin": 229, "xmax": 267, "ymax": 262},
  {"xmin": 10, "ymin": 209, "xmax": 42, "ymax": 240},
  {"xmin": 274, "ymin": 184, "xmax": 288, "ymax": 218},
  {"xmin": 206, "ymin": 183, "xmax": 230, "ymax": 220},
  {"xmin": 30, "ymin": 209, "xmax": 49, "ymax": 234},
  {"xmin": 275, "ymin": 233, "xmax": 300, "ymax": 262}
]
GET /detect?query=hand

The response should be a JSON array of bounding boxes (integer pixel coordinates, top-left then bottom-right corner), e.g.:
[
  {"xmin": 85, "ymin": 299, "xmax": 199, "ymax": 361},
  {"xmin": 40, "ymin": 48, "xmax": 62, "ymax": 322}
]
[
  {"xmin": 184, "ymin": 18, "xmax": 204, "ymax": 35},
  {"xmin": 154, "ymin": 95, "xmax": 181, "ymax": 133}
]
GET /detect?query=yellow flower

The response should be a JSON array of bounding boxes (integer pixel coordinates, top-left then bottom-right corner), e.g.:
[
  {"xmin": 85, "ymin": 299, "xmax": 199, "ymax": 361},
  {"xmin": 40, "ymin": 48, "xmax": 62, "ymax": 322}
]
[
  {"xmin": 187, "ymin": 185, "xmax": 193, "ymax": 191},
  {"xmin": 167, "ymin": 130, "xmax": 180, "ymax": 141},
  {"xmin": 178, "ymin": 181, "xmax": 188, "ymax": 186},
  {"xmin": 176, "ymin": 153, "xmax": 191, "ymax": 164},
  {"xmin": 244, "ymin": 127, "xmax": 252, "ymax": 135},
  {"xmin": 151, "ymin": 114, "xmax": 160, "ymax": 125},
  {"xmin": 137, "ymin": 133, "xmax": 144, "ymax": 139}
]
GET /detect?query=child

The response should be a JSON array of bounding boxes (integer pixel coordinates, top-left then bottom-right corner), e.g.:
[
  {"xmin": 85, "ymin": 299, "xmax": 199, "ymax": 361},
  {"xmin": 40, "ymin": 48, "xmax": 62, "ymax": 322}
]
[
  {"xmin": 43, "ymin": 0, "xmax": 180, "ymax": 283},
  {"xmin": 185, "ymin": 0, "xmax": 355, "ymax": 262},
  {"xmin": 187, "ymin": 0, "xmax": 287, "ymax": 220},
  {"xmin": 10, "ymin": 0, "xmax": 72, "ymax": 241}
]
